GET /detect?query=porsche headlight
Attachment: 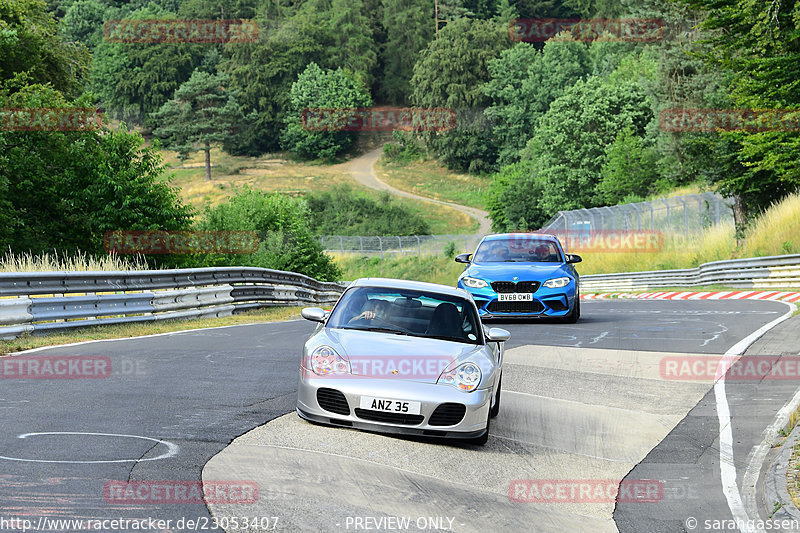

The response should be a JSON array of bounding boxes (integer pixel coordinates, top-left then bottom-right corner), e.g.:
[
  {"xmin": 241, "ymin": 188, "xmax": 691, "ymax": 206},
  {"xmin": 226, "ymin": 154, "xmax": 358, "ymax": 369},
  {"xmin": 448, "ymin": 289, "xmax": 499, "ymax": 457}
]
[
  {"xmin": 543, "ymin": 277, "xmax": 571, "ymax": 289},
  {"xmin": 310, "ymin": 345, "xmax": 350, "ymax": 375},
  {"xmin": 438, "ymin": 362, "xmax": 482, "ymax": 392},
  {"xmin": 462, "ymin": 276, "xmax": 488, "ymax": 289}
]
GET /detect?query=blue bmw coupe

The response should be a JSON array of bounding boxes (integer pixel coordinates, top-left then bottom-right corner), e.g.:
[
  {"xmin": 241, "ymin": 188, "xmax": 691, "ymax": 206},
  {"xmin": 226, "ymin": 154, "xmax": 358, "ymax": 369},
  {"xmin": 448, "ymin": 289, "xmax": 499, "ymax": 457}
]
[{"xmin": 455, "ymin": 233, "xmax": 582, "ymax": 322}]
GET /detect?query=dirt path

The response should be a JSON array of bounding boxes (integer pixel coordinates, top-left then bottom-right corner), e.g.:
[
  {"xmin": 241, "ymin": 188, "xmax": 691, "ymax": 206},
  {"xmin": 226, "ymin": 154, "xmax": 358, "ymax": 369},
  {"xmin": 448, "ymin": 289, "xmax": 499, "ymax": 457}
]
[{"xmin": 347, "ymin": 147, "xmax": 492, "ymax": 236}]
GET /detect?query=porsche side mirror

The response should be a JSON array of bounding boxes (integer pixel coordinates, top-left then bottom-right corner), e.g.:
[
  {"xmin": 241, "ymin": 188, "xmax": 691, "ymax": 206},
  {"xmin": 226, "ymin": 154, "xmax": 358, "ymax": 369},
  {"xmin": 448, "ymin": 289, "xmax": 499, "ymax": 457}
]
[
  {"xmin": 301, "ymin": 307, "xmax": 326, "ymax": 322},
  {"xmin": 486, "ymin": 327, "xmax": 510, "ymax": 342}
]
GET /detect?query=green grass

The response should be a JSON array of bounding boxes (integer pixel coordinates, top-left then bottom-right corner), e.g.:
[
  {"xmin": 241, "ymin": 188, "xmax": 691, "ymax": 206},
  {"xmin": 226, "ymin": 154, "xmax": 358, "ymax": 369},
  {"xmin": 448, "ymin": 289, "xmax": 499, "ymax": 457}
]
[
  {"xmin": 158, "ymin": 145, "xmax": 477, "ymax": 234},
  {"xmin": 336, "ymin": 190, "xmax": 800, "ymax": 283},
  {"xmin": 0, "ymin": 306, "xmax": 304, "ymax": 355},
  {"xmin": 376, "ymin": 158, "xmax": 491, "ymax": 210},
  {"xmin": 337, "ymin": 255, "xmax": 466, "ymax": 286}
]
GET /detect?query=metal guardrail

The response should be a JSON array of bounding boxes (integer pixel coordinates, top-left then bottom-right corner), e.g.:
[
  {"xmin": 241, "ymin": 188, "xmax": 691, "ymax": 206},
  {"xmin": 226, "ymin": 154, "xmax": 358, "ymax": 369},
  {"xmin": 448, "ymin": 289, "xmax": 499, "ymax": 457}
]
[
  {"xmin": 0, "ymin": 267, "xmax": 346, "ymax": 340},
  {"xmin": 580, "ymin": 254, "xmax": 800, "ymax": 292}
]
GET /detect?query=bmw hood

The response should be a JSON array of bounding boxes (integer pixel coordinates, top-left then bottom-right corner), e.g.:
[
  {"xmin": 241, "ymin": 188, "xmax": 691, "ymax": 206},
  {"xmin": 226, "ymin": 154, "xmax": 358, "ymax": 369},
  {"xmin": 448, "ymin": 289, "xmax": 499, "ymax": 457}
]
[
  {"xmin": 462, "ymin": 262, "xmax": 569, "ymax": 281},
  {"xmin": 308, "ymin": 328, "xmax": 486, "ymax": 384}
]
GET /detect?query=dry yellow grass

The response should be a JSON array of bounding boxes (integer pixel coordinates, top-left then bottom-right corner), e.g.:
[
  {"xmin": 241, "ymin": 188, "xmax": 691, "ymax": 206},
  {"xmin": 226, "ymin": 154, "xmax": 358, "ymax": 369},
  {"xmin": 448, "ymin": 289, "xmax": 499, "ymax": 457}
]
[
  {"xmin": 158, "ymin": 146, "xmax": 477, "ymax": 233},
  {"xmin": 0, "ymin": 250, "xmax": 148, "ymax": 272},
  {"xmin": 740, "ymin": 191, "xmax": 800, "ymax": 257},
  {"xmin": 376, "ymin": 158, "xmax": 491, "ymax": 210}
]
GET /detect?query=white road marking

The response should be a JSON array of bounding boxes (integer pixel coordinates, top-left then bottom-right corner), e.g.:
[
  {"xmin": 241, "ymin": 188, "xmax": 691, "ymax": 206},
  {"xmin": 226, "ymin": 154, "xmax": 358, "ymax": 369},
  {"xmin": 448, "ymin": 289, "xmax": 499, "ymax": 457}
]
[
  {"xmin": 0, "ymin": 431, "xmax": 179, "ymax": 464},
  {"xmin": 714, "ymin": 300, "xmax": 796, "ymax": 533}
]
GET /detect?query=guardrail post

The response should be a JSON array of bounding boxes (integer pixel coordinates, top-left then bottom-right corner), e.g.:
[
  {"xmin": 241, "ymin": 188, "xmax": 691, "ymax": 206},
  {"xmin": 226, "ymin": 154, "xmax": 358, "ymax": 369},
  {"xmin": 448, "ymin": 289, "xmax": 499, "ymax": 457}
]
[{"xmin": 416, "ymin": 236, "xmax": 421, "ymax": 257}]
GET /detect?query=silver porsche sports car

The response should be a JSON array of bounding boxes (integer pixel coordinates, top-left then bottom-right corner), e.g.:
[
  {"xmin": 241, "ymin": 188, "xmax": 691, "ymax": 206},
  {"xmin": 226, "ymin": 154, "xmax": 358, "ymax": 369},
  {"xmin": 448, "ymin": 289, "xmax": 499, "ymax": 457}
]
[{"xmin": 296, "ymin": 278, "xmax": 510, "ymax": 445}]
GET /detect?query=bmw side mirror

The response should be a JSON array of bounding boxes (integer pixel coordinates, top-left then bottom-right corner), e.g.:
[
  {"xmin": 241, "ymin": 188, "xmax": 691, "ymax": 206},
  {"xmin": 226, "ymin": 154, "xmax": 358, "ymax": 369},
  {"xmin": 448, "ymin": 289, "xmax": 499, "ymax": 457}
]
[
  {"xmin": 301, "ymin": 307, "xmax": 326, "ymax": 323},
  {"xmin": 486, "ymin": 327, "xmax": 510, "ymax": 342},
  {"xmin": 566, "ymin": 254, "xmax": 582, "ymax": 264},
  {"xmin": 455, "ymin": 253, "xmax": 472, "ymax": 264}
]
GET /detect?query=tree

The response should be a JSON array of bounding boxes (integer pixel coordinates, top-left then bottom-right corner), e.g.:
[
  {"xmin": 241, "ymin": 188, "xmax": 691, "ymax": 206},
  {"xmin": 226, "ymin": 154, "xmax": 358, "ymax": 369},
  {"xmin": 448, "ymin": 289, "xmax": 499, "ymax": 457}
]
[
  {"xmin": 328, "ymin": 0, "xmax": 378, "ymax": 88},
  {"xmin": 1, "ymin": 0, "xmax": 90, "ymax": 97},
  {"xmin": 281, "ymin": 62, "xmax": 372, "ymax": 160},
  {"xmin": 682, "ymin": 0, "xmax": 800, "ymax": 222},
  {"xmin": 520, "ymin": 76, "xmax": 653, "ymax": 215},
  {"xmin": 60, "ymin": 0, "xmax": 107, "ymax": 50},
  {"xmin": 486, "ymin": 160, "xmax": 549, "ymax": 231},
  {"xmin": 598, "ymin": 128, "xmax": 659, "ymax": 204},
  {"xmin": 91, "ymin": 5, "xmax": 204, "ymax": 124},
  {"xmin": 220, "ymin": 10, "xmax": 331, "ymax": 155},
  {"xmin": 380, "ymin": 0, "xmax": 433, "ymax": 104},
  {"xmin": 198, "ymin": 188, "xmax": 341, "ymax": 281},
  {"xmin": 150, "ymin": 70, "xmax": 246, "ymax": 181},
  {"xmin": 484, "ymin": 38, "xmax": 590, "ymax": 165},
  {"xmin": 410, "ymin": 17, "xmax": 511, "ymax": 172},
  {"xmin": 0, "ymin": 85, "xmax": 193, "ymax": 256}
]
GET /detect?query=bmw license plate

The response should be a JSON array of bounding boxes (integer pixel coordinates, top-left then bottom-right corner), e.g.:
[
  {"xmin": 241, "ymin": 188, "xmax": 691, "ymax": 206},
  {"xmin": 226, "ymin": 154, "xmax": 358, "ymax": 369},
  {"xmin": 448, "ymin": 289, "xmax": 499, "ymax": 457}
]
[
  {"xmin": 497, "ymin": 293, "xmax": 533, "ymax": 302},
  {"xmin": 360, "ymin": 396, "xmax": 421, "ymax": 415}
]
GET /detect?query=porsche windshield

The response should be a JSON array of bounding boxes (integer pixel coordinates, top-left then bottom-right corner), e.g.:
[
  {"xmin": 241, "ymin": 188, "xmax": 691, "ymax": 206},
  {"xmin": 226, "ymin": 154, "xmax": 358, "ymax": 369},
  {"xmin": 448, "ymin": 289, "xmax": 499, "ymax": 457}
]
[
  {"xmin": 327, "ymin": 287, "xmax": 482, "ymax": 345},
  {"xmin": 474, "ymin": 238, "xmax": 563, "ymax": 263}
]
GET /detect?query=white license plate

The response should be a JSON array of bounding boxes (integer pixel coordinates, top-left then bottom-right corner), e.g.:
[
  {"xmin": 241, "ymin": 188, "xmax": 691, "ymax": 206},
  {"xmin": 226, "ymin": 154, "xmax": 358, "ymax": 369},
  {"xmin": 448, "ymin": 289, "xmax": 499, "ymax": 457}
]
[
  {"xmin": 360, "ymin": 396, "xmax": 421, "ymax": 415},
  {"xmin": 498, "ymin": 293, "xmax": 533, "ymax": 302}
]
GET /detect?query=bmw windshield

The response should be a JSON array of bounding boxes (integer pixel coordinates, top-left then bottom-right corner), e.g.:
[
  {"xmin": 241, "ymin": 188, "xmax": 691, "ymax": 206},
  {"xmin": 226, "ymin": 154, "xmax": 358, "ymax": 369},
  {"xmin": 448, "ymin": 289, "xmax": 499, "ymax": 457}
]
[{"xmin": 474, "ymin": 237, "xmax": 563, "ymax": 263}]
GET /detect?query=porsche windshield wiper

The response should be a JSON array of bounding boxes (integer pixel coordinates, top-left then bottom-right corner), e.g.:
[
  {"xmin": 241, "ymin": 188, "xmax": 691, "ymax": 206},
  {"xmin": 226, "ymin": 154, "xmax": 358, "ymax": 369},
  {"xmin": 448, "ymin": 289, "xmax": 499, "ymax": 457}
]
[{"xmin": 349, "ymin": 326, "xmax": 412, "ymax": 336}]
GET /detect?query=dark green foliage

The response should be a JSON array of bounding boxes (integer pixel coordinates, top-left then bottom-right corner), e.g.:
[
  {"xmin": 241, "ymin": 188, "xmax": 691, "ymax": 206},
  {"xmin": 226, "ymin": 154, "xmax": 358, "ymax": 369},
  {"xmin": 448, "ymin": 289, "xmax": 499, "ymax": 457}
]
[
  {"xmin": 486, "ymin": 160, "xmax": 548, "ymax": 232},
  {"xmin": 682, "ymin": 0, "xmax": 800, "ymax": 219},
  {"xmin": 598, "ymin": 128, "xmax": 659, "ymax": 204},
  {"xmin": 0, "ymin": 85, "xmax": 193, "ymax": 256},
  {"xmin": 410, "ymin": 17, "xmax": 512, "ymax": 173},
  {"xmin": 1, "ymin": 0, "xmax": 90, "ymax": 97},
  {"xmin": 380, "ymin": 0, "xmax": 433, "ymax": 103},
  {"xmin": 220, "ymin": 12, "xmax": 331, "ymax": 155},
  {"xmin": 484, "ymin": 39, "xmax": 590, "ymax": 166},
  {"xmin": 90, "ymin": 5, "xmax": 204, "ymax": 124},
  {"xmin": 197, "ymin": 188, "xmax": 341, "ymax": 281},
  {"xmin": 150, "ymin": 69, "xmax": 246, "ymax": 180},
  {"xmin": 305, "ymin": 185, "xmax": 431, "ymax": 236},
  {"xmin": 280, "ymin": 62, "xmax": 372, "ymax": 160}
]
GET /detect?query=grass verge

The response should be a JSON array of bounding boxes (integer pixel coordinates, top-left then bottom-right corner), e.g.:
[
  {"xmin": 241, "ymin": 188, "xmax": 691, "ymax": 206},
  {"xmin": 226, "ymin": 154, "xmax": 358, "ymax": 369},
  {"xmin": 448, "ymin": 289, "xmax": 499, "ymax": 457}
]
[
  {"xmin": 159, "ymin": 145, "xmax": 477, "ymax": 234},
  {"xmin": 0, "ymin": 307, "xmax": 304, "ymax": 355},
  {"xmin": 376, "ymin": 158, "xmax": 491, "ymax": 210}
]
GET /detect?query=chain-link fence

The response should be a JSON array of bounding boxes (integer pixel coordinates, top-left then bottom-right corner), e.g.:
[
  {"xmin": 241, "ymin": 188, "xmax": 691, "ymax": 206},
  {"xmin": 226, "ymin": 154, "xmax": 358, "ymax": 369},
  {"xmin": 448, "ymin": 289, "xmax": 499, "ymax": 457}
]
[
  {"xmin": 540, "ymin": 192, "xmax": 733, "ymax": 236},
  {"xmin": 318, "ymin": 234, "xmax": 482, "ymax": 258},
  {"xmin": 319, "ymin": 193, "xmax": 734, "ymax": 257}
]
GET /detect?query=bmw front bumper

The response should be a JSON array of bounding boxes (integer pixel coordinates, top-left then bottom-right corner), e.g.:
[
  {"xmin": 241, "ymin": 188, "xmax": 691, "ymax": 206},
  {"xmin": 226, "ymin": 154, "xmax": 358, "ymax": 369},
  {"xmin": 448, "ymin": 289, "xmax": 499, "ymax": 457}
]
[{"xmin": 458, "ymin": 281, "xmax": 576, "ymax": 319}]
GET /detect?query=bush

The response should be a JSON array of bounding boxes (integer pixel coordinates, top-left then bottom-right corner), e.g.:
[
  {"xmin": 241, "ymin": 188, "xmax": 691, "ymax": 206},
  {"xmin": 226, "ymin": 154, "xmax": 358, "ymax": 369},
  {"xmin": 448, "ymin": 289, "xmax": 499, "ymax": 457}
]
[
  {"xmin": 305, "ymin": 185, "xmax": 431, "ymax": 236},
  {"xmin": 280, "ymin": 63, "xmax": 372, "ymax": 160},
  {"xmin": 197, "ymin": 187, "xmax": 341, "ymax": 281}
]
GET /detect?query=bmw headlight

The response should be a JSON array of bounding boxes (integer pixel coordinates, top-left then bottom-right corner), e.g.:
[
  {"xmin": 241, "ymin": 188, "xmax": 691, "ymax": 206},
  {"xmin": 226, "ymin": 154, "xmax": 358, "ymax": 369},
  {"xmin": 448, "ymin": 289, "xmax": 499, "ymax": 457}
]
[
  {"xmin": 310, "ymin": 345, "xmax": 351, "ymax": 375},
  {"xmin": 543, "ymin": 277, "xmax": 571, "ymax": 289},
  {"xmin": 462, "ymin": 276, "xmax": 488, "ymax": 289},
  {"xmin": 438, "ymin": 362, "xmax": 482, "ymax": 392}
]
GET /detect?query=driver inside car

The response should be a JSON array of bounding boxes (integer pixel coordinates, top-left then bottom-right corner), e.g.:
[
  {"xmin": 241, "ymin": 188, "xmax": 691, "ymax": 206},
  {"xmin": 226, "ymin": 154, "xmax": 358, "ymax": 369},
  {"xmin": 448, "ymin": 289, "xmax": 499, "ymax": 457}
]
[{"xmin": 350, "ymin": 299, "xmax": 390, "ymax": 323}]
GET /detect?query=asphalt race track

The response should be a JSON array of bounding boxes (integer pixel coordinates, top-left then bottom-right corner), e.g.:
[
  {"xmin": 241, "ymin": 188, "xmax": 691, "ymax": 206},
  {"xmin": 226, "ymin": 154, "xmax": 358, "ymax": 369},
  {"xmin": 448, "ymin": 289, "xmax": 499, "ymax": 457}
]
[{"xmin": 0, "ymin": 298, "xmax": 796, "ymax": 532}]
